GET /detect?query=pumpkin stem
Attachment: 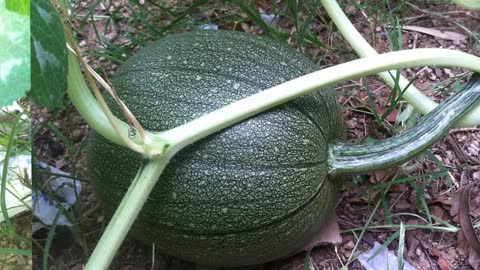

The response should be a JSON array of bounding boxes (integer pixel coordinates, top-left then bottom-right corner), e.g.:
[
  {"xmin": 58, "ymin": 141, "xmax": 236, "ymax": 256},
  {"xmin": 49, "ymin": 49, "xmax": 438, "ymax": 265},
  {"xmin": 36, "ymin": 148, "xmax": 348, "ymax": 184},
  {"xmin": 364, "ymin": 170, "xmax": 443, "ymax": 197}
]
[{"xmin": 329, "ymin": 74, "xmax": 480, "ymax": 175}]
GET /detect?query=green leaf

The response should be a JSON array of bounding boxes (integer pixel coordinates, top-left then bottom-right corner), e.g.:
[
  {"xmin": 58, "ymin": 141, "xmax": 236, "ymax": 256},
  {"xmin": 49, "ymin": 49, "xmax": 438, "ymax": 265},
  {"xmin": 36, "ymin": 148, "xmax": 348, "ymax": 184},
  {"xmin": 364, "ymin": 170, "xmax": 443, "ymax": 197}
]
[
  {"xmin": 30, "ymin": 0, "xmax": 67, "ymax": 109},
  {"xmin": 0, "ymin": 0, "xmax": 30, "ymax": 108},
  {"xmin": 5, "ymin": 0, "xmax": 29, "ymax": 16}
]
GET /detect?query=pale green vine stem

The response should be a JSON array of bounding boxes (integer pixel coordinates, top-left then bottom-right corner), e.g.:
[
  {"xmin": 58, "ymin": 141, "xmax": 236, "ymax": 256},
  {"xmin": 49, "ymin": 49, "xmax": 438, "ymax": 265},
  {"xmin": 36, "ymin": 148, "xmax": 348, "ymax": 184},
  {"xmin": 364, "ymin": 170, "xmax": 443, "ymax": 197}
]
[
  {"xmin": 80, "ymin": 49, "xmax": 480, "ymax": 270},
  {"xmin": 66, "ymin": 52, "xmax": 143, "ymax": 149},
  {"xmin": 64, "ymin": 29, "xmax": 145, "ymax": 155},
  {"xmin": 83, "ymin": 62, "xmax": 149, "ymax": 143},
  {"xmin": 67, "ymin": 48, "xmax": 480, "ymax": 155},
  {"xmin": 157, "ymin": 49, "xmax": 480, "ymax": 152},
  {"xmin": 84, "ymin": 158, "xmax": 171, "ymax": 270},
  {"xmin": 58, "ymin": 0, "xmax": 148, "ymax": 151},
  {"xmin": 320, "ymin": 0, "xmax": 480, "ymax": 127},
  {"xmin": 67, "ymin": 51, "xmax": 168, "ymax": 158}
]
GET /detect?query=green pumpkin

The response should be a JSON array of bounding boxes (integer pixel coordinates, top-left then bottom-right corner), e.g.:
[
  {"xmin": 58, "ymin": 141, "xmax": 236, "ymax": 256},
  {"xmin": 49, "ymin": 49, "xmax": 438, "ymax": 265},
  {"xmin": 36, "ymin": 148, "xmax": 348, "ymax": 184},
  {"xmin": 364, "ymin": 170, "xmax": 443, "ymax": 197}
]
[{"xmin": 87, "ymin": 30, "xmax": 346, "ymax": 266}]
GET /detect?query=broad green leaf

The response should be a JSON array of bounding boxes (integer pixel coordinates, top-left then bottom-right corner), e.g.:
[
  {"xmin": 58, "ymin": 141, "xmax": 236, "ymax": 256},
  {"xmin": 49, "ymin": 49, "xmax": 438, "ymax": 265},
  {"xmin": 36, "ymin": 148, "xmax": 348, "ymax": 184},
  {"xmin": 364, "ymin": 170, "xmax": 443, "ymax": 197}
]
[
  {"xmin": 31, "ymin": 0, "xmax": 67, "ymax": 109},
  {"xmin": 0, "ymin": 0, "xmax": 30, "ymax": 108},
  {"xmin": 6, "ymin": 0, "xmax": 29, "ymax": 15}
]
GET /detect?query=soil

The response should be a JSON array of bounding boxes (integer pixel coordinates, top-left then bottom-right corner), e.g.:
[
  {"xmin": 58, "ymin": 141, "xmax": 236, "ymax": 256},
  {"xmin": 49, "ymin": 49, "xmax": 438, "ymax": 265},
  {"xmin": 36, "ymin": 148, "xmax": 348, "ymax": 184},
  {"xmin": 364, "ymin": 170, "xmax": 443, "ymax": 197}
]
[
  {"xmin": 0, "ymin": 213, "xmax": 33, "ymax": 270},
  {"xmin": 32, "ymin": 1, "xmax": 480, "ymax": 269}
]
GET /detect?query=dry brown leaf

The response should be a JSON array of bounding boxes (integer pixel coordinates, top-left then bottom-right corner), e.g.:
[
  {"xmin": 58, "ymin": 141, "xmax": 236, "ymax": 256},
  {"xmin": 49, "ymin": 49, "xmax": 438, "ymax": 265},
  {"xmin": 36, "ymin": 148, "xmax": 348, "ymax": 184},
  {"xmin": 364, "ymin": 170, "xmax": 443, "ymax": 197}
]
[
  {"xmin": 450, "ymin": 188, "xmax": 462, "ymax": 218},
  {"xmin": 429, "ymin": 246, "xmax": 441, "ymax": 257},
  {"xmin": 459, "ymin": 183, "xmax": 480, "ymax": 257},
  {"xmin": 469, "ymin": 247, "xmax": 480, "ymax": 270},
  {"xmin": 406, "ymin": 218, "xmax": 420, "ymax": 257},
  {"xmin": 395, "ymin": 199, "xmax": 411, "ymax": 211},
  {"xmin": 365, "ymin": 189, "xmax": 382, "ymax": 202},
  {"xmin": 386, "ymin": 109, "xmax": 398, "ymax": 123},
  {"xmin": 471, "ymin": 186, "xmax": 480, "ymax": 218},
  {"xmin": 254, "ymin": 0, "xmax": 271, "ymax": 9},
  {"xmin": 457, "ymin": 230, "xmax": 470, "ymax": 257},
  {"xmin": 372, "ymin": 170, "xmax": 390, "ymax": 182},
  {"xmin": 437, "ymin": 257, "xmax": 451, "ymax": 270},
  {"xmin": 430, "ymin": 205, "xmax": 446, "ymax": 220},
  {"xmin": 402, "ymin": 25, "xmax": 468, "ymax": 41},
  {"xmin": 240, "ymin": 23, "xmax": 254, "ymax": 33}
]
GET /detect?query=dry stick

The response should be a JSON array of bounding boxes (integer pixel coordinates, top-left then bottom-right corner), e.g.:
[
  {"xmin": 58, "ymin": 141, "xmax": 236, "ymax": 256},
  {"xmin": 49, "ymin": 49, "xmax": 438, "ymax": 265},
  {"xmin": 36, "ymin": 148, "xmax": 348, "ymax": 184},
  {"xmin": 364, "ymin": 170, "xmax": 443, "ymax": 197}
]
[
  {"xmin": 63, "ymin": 26, "xmax": 144, "ymax": 154},
  {"xmin": 84, "ymin": 64, "xmax": 148, "ymax": 143},
  {"xmin": 406, "ymin": 1, "xmax": 479, "ymax": 42},
  {"xmin": 449, "ymin": 127, "xmax": 480, "ymax": 134}
]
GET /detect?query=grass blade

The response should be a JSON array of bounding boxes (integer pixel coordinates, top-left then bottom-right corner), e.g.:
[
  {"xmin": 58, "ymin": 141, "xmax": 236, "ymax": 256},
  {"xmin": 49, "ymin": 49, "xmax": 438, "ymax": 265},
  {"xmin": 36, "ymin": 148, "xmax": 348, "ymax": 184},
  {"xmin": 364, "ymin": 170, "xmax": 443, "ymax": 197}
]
[
  {"xmin": 366, "ymin": 231, "xmax": 400, "ymax": 262},
  {"xmin": 1, "ymin": 115, "xmax": 20, "ymax": 231},
  {"xmin": 42, "ymin": 206, "xmax": 64, "ymax": 270},
  {"xmin": 398, "ymin": 222, "xmax": 406, "ymax": 270}
]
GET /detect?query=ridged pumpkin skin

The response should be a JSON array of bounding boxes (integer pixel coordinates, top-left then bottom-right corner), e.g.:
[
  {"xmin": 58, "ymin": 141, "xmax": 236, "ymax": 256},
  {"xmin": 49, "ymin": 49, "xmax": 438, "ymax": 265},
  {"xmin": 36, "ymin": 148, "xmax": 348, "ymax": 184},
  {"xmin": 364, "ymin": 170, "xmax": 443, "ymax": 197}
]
[{"xmin": 87, "ymin": 30, "xmax": 346, "ymax": 266}]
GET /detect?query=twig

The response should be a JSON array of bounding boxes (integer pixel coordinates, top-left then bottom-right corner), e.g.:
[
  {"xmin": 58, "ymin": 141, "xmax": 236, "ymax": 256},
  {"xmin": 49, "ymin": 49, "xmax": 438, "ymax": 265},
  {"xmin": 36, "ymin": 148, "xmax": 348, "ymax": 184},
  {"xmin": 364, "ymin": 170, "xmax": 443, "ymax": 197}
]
[
  {"xmin": 406, "ymin": 2, "xmax": 480, "ymax": 42},
  {"xmin": 83, "ymin": 64, "xmax": 147, "ymax": 142},
  {"xmin": 449, "ymin": 127, "xmax": 480, "ymax": 134}
]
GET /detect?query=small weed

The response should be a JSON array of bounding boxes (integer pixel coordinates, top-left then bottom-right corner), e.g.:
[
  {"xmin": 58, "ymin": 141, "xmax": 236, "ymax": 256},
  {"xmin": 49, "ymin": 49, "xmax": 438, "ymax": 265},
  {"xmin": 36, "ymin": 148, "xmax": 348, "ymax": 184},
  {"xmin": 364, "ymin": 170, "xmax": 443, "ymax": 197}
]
[{"xmin": 0, "ymin": 111, "xmax": 32, "ymax": 269}]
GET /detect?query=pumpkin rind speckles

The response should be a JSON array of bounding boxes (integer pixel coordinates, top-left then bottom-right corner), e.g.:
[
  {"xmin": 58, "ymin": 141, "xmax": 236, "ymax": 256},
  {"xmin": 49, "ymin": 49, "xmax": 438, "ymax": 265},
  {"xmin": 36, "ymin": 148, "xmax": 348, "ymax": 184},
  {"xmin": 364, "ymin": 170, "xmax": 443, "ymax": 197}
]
[{"xmin": 87, "ymin": 30, "xmax": 346, "ymax": 266}]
